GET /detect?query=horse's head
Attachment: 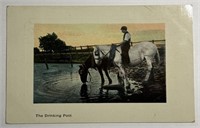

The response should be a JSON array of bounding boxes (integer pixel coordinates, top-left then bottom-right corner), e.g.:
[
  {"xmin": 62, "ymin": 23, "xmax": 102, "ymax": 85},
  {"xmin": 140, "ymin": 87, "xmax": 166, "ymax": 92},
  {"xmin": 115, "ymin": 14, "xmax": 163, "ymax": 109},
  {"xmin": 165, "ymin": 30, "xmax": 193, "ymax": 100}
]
[
  {"xmin": 79, "ymin": 54, "xmax": 96, "ymax": 83},
  {"xmin": 78, "ymin": 64, "xmax": 89, "ymax": 83}
]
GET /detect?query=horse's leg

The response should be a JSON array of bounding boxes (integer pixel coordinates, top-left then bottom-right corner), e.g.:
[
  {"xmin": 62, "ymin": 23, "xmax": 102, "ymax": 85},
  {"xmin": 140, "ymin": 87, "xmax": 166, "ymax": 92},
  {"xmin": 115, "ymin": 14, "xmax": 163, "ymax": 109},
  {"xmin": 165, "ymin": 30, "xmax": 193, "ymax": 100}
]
[
  {"xmin": 143, "ymin": 56, "xmax": 154, "ymax": 85},
  {"xmin": 116, "ymin": 63, "xmax": 130, "ymax": 90},
  {"xmin": 97, "ymin": 67, "xmax": 104, "ymax": 95},
  {"xmin": 97, "ymin": 67, "xmax": 105, "ymax": 85},
  {"xmin": 103, "ymin": 68, "xmax": 112, "ymax": 85}
]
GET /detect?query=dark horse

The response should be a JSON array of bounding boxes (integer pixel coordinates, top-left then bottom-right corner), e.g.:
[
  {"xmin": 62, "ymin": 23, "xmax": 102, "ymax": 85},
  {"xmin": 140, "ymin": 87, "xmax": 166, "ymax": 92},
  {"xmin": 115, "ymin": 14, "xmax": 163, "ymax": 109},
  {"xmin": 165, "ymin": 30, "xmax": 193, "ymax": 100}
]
[
  {"xmin": 79, "ymin": 54, "xmax": 113, "ymax": 84},
  {"xmin": 78, "ymin": 54, "xmax": 113, "ymax": 96}
]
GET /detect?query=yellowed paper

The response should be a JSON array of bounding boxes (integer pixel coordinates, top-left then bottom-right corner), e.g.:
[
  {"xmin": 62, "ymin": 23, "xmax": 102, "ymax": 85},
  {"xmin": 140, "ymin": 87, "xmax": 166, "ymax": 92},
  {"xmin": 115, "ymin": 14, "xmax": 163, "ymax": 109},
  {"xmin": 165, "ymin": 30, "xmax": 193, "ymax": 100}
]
[{"xmin": 6, "ymin": 5, "xmax": 194, "ymax": 123}]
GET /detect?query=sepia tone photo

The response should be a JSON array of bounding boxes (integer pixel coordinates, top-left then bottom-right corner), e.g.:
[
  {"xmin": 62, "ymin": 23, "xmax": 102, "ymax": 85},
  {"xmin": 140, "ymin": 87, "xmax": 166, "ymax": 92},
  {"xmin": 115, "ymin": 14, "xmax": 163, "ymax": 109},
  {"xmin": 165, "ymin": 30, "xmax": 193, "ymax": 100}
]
[{"xmin": 34, "ymin": 24, "xmax": 166, "ymax": 103}]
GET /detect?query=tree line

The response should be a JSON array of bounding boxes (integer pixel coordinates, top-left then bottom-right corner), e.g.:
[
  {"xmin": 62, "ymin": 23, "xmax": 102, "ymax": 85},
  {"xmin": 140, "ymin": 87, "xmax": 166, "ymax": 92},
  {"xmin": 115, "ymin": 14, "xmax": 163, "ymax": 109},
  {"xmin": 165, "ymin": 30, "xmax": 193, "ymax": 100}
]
[{"xmin": 34, "ymin": 32, "xmax": 73, "ymax": 54}]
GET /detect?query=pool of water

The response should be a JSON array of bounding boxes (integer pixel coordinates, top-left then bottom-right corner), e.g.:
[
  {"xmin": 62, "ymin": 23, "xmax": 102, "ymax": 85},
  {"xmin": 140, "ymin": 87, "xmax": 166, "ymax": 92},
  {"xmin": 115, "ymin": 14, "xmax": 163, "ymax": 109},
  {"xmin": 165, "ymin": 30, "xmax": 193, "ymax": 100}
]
[{"xmin": 34, "ymin": 63, "xmax": 118, "ymax": 103}]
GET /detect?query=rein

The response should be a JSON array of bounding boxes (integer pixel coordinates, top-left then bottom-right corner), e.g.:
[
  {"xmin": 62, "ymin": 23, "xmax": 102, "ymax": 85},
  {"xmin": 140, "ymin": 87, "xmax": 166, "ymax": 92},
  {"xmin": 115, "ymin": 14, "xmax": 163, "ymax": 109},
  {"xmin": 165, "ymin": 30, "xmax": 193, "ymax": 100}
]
[
  {"xmin": 87, "ymin": 70, "xmax": 92, "ymax": 82},
  {"xmin": 96, "ymin": 44, "xmax": 121, "ymax": 60}
]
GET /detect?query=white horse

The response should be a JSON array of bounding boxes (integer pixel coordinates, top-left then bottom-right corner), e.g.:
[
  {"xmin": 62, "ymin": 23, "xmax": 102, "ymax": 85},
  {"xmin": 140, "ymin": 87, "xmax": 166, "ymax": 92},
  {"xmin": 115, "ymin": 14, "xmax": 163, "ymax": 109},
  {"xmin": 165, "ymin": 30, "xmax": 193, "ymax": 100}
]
[{"xmin": 79, "ymin": 41, "xmax": 160, "ymax": 93}]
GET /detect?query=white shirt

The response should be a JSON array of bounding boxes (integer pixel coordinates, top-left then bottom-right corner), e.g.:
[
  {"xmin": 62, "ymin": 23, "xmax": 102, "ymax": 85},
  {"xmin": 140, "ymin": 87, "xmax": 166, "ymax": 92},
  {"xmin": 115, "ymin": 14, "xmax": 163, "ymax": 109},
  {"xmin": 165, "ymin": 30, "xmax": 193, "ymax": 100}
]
[{"xmin": 124, "ymin": 32, "xmax": 131, "ymax": 41}]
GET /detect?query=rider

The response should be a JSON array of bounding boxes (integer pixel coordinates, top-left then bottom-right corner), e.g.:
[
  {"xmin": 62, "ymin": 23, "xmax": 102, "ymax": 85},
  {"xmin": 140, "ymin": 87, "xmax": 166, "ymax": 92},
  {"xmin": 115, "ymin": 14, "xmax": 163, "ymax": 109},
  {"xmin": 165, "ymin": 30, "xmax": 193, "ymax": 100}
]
[{"xmin": 120, "ymin": 26, "xmax": 131, "ymax": 65}]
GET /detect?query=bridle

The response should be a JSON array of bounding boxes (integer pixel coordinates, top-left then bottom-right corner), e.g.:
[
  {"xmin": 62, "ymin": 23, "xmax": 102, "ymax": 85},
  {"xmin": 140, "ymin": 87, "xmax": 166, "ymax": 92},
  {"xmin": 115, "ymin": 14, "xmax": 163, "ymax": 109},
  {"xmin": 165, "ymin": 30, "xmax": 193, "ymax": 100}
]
[{"xmin": 95, "ymin": 44, "xmax": 120, "ymax": 62}]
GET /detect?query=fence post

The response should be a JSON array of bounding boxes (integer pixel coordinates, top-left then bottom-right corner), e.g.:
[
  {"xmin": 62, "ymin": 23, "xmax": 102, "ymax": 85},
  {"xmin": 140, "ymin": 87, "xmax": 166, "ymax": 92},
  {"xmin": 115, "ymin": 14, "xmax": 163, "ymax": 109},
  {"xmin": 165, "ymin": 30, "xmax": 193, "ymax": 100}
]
[
  {"xmin": 69, "ymin": 47, "xmax": 73, "ymax": 67},
  {"xmin": 70, "ymin": 54, "xmax": 73, "ymax": 67},
  {"xmin": 75, "ymin": 47, "xmax": 78, "ymax": 55},
  {"xmin": 44, "ymin": 58, "xmax": 49, "ymax": 70}
]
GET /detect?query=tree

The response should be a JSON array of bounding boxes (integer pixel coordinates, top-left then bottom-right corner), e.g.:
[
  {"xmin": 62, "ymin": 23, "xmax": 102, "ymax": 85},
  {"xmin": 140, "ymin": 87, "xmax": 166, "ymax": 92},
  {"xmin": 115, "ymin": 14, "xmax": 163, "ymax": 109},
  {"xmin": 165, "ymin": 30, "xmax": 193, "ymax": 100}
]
[
  {"xmin": 34, "ymin": 47, "xmax": 40, "ymax": 54},
  {"xmin": 39, "ymin": 32, "xmax": 66, "ymax": 53},
  {"xmin": 53, "ymin": 38, "xmax": 66, "ymax": 53}
]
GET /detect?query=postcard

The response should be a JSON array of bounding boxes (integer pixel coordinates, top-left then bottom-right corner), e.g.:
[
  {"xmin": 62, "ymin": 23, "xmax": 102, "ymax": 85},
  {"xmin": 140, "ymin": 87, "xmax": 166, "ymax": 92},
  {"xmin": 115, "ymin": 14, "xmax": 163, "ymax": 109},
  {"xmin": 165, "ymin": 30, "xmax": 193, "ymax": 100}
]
[{"xmin": 6, "ymin": 5, "xmax": 194, "ymax": 123}]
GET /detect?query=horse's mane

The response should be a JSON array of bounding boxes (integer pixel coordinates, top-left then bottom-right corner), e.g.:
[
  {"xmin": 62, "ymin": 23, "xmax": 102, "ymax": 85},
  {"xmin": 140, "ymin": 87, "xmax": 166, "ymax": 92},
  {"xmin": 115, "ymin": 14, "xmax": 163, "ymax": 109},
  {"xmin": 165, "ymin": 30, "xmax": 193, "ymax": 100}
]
[
  {"xmin": 83, "ymin": 54, "xmax": 96, "ymax": 69},
  {"xmin": 93, "ymin": 44, "xmax": 121, "ymax": 55}
]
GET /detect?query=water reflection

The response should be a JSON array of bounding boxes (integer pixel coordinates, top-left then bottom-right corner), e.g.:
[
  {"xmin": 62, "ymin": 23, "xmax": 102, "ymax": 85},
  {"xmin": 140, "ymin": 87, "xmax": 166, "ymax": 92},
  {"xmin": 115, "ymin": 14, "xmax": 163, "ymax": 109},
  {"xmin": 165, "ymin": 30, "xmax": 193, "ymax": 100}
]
[
  {"xmin": 80, "ymin": 83, "xmax": 88, "ymax": 97},
  {"xmin": 34, "ymin": 63, "xmax": 82, "ymax": 103},
  {"xmin": 34, "ymin": 63, "xmax": 119, "ymax": 103}
]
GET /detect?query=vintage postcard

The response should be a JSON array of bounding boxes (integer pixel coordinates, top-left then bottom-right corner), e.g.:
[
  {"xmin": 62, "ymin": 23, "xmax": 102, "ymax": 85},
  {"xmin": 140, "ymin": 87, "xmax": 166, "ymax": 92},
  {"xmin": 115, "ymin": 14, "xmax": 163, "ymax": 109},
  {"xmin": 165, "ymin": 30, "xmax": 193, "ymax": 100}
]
[{"xmin": 6, "ymin": 5, "xmax": 194, "ymax": 123}]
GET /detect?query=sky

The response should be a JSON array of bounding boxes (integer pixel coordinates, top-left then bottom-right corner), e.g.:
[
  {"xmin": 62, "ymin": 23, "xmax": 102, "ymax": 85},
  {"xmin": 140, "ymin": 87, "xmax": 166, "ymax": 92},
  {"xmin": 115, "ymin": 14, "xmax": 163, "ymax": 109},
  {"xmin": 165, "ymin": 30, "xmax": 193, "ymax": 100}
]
[{"xmin": 34, "ymin": 23, "xmax": 165, "ymax": 47}]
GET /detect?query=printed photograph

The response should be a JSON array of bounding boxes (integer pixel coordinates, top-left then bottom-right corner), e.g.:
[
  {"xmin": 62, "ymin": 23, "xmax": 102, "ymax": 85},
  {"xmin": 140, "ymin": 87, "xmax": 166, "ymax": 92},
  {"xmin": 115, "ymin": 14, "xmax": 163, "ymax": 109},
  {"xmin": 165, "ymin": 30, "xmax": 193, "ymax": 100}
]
[{"xmin": 34, "ymin": 23, "xmax": 166, "ymax": 103}]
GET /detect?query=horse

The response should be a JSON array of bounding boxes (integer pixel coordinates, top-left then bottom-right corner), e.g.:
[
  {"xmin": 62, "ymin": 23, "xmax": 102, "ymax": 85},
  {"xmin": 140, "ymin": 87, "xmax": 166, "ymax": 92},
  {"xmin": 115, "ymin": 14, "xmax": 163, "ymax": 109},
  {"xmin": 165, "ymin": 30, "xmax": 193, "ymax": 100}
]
[{"xmin": 78, "ymin": 41, "xmax": 160, "ymax": 95}]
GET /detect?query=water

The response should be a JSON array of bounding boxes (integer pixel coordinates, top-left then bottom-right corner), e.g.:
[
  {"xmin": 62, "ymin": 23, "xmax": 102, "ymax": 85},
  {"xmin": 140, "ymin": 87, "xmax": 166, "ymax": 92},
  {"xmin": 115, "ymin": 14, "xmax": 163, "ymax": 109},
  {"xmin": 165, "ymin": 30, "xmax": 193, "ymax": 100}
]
[{"xmin": 34, "ymin": 63, "xmax": 118, "ymax": 103}]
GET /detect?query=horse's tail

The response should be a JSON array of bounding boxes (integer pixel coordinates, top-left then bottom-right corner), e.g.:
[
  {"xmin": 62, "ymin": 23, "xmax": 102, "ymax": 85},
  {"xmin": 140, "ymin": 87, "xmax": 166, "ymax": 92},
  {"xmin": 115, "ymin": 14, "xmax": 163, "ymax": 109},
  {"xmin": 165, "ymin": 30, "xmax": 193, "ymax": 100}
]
[{"xmin": 155, "ymin": 48, "xmax": 160, "ymax": 65}]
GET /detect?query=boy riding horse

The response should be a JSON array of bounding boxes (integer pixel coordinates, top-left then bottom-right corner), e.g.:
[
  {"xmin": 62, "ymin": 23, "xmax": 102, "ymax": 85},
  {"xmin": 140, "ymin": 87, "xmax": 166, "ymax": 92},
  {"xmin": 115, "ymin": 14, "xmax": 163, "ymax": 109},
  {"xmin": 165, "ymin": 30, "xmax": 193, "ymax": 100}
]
[{"xmin": 120, "ymin": 26, "xmax": 131, "ymax": 65}]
